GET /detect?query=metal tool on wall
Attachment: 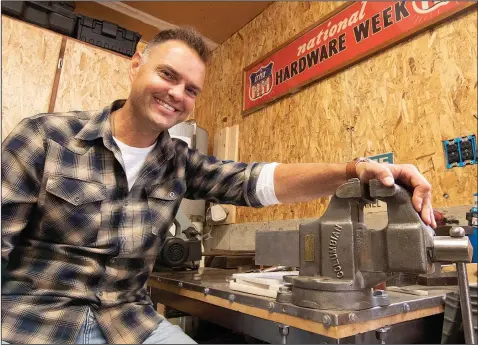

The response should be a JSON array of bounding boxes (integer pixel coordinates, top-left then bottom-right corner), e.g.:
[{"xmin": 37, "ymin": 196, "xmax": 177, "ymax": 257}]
[{"xmin": 256, "ymin": 179, "xmax": 474, "ymax": 342}]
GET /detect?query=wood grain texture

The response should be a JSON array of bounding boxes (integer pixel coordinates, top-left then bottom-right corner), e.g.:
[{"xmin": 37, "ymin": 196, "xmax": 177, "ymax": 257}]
[
  {"xmin": 53, "ymin": 38, "xmax": 131, "ymax": 112},
  {"xmin": 2, "ymin": 15, "xmax": 63, "ymax": 139},
  {"xmin": 48, "ymin": 38, "xmax": 68, "ymax": 112},
  {"xmin": 350, "ymin": 8, "xmax": 478, "ymax": 207},
  {"xmin": 213, "ymin": 125, "xmax": 240, "ymax": 224},
  {"xmin": 195, "ymin": 3, "xmax": 477, "ymax": 223}
]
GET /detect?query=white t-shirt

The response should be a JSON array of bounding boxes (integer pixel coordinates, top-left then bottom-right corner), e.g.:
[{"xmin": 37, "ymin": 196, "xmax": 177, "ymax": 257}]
[{"xmin": 113, "ymin": 137, "xmax": 155, "ymax": 191}]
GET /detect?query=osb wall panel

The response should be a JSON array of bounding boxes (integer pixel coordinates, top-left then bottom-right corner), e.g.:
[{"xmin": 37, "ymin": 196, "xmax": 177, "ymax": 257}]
[
  {"xmin": 196, "ymin": 1, "xmax": 345, "ymax": 154},
  {"xmin": 54, "ymin": 39, "xmax": 131, "ymax": 112},
  {"xmin": 2, "ymin": 16, "xmax": 62, "ymax": 139},
  {"xmin": 136, "ymin": 40, "xmax": 147, "ymax": 53},
  {"xmin": 195, "ymin": 3, "xmax": 477, "ymax": 223},
  {"xmin": 195, "ymin": 2, "xmax": 348, "ymax": 223},
  {"xmin": 351, "ymin": 9, "xmax": 477, "ymax": 207}
]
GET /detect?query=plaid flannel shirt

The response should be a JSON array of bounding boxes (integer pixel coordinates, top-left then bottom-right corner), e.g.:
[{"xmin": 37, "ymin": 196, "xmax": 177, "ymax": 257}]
[{"xmin": 1, "ymin": 100, "xmax": 265, "ymax": 344}]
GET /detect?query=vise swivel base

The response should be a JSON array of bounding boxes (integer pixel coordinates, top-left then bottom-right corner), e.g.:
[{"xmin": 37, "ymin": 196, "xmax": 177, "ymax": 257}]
[{"xmin": 255, "ymin": 178, "xmax": 473, "ymax": 312}]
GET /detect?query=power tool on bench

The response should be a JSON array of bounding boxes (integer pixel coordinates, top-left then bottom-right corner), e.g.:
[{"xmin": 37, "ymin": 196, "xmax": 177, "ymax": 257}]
[
  {"xmin": 256, "ymin": 178, "xmax": 475, "ymax": 343},
  {"xmin": 155, "ymin": 209, "xmax": 202, "ymax": 270}
]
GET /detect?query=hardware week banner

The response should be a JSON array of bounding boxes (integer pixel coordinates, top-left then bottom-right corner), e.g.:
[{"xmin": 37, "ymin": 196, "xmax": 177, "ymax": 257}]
[{"xmin": 243, "ymin": 1, "xmax": 475, "ymax": 115}]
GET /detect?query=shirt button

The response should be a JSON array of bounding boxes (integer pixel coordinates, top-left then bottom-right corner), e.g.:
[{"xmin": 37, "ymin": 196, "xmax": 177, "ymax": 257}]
[
  {"xmin": 110, "ymin": 258, "xmax": 116, "ymax": 264},
  {"xmin": 169, "ymin": 192, "xmax": 176, "ymax": 198},
  {"xmin": 74, "ymin": 197, "xmax": 80, "ymax": 202}
]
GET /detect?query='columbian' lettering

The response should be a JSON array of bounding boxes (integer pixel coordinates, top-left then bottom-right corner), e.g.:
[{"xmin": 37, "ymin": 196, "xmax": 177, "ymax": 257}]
[{"xmin": 329, "ymin": 224, "xmax": 344, "ymax": 278}]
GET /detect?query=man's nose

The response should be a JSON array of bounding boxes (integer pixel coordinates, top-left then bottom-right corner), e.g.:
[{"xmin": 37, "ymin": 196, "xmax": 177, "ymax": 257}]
[{"xmin": 168, "ymin": 84, "xmax": 185, "ymax": 101}]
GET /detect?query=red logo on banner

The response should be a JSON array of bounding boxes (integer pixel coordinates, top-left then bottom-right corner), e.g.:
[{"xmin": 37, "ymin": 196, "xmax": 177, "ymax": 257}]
[
  {"xmin": 412, "ymin": 1, "xmax": 450, "ymax": 14},
  {"xmin": 249, "ymin": 62, "xmax": 274, "ymax": 101},
  {"xmin": 242, "ymin": 1, "xmax": 475, "ymax": 115}
]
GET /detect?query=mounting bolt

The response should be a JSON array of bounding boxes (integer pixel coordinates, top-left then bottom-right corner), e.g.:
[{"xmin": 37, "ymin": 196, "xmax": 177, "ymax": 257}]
[
  {"xmin": 204, "ymin": 288, "xmax": 210, "ymax": 295},
  {"xmin": 278, "ymin": 323, "xmax": 289, "ymax": 335},
  {"xmin": 268, "ymin": 302, "xmax": 275, "ymax": 311},
  {"xmin": 279, "ymin": 285, "xmax": 292, "ymax": 293},
  {"xmin": 322, "ymin": 315, "xmax": 332, "ymax": 327},
  {"xmin": 402, "ymin": 303, "xmax": 410, "ymax": 313},
  {"xmin": 373, "ymin": 289, "xmax": 390, "ymax": 307},
  {"xmin": 178, "ymin": 282, "xmax": 183, "ymax": 288},
  {"xmin": 228, "ymin": 294, "xmax": 235, "ymax": 302},
  {"xmin": 278, "ymin": 324, "xmax": 289, "ymax": 344},
  {"xmin": 376, "ymin": 325, "xmax": 391, "ymax": 344},
  {"xmin": 348, "ymin": 313, "xmax": 357, "ymax": 323}
]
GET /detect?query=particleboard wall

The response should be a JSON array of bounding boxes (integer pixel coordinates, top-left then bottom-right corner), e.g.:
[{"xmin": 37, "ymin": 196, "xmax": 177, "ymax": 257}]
[
  {"xmin": 54, "ymin": 39, "xmax": 131, "ymax": 112},
  {"xmin": 195, "ymin": 2, "xmax": 477, "ymax": 224},
  {"xmin": 137, "ymin": 40, "xmax": 147, "ymax": 53},
  {"xmin": 350, "ymin": 11, "xmax": 477, "ymax": 207},
  {"xmin": 1, "ymin": 15, "xmax": 63, "ymax": 139}
]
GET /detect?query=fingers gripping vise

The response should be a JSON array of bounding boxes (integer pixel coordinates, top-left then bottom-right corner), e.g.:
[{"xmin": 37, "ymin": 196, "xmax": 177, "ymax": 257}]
[{"xmin": 255, "ymin": 178, "xmax": 473, "ymax": 311}]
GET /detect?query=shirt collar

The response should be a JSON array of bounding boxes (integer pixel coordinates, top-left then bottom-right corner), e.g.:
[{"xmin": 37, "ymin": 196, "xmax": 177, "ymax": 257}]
[
  {"xmin": 75, "ymin": 99, "xmax": 175, "ymax": 160},
  {"xmin": 75, "ymin": 99, "xmax": 122, "ymax": 142}
]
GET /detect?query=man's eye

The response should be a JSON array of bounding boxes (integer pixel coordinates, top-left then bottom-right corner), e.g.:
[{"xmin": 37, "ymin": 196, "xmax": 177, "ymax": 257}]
[
  {"xmin": 160, "ymin": 70, "xmax": 173, "ymax": 79},
  {"xmin": 186, "ymin": 88, "xmax": 198, "ymax": 97}
]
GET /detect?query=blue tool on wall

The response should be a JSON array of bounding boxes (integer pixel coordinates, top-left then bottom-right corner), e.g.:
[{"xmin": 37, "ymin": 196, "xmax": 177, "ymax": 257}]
[
  {"xmin": 443, "ymin": 134, "xmax": 477, "ymax": 169},
  {"xmin": 466, "ymin": 193, "xmax": 478, "ymax": 263}
]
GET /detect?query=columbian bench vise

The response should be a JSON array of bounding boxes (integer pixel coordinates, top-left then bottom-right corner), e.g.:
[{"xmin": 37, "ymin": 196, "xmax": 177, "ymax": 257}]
[{"xmin": 255, "ymin": 179, "xmax": 473, "ymax": 312}]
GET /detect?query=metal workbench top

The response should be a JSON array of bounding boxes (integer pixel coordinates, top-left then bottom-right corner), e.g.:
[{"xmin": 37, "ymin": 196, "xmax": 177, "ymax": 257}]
[{"xmin": 149, "ymin": 268, "xmax": 455, "ymax": 328}]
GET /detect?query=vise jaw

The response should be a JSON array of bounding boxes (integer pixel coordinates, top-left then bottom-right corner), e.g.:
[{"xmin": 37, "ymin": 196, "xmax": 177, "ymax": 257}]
[{"xmin": 255, "ymin": 178, "xmax": 473, "ymax": 311}]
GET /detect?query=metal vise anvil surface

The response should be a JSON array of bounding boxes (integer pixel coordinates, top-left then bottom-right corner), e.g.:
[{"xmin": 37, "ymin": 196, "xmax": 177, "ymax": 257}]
[{"xmin": 255, "ymin": 179, "xmax": 473, "ymax": 311}]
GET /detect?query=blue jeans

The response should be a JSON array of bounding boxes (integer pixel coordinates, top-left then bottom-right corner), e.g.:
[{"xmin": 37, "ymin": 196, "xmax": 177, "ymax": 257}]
[{"xmin": 2, "ymin": 308, "xmax": 196, "ymax": 344}]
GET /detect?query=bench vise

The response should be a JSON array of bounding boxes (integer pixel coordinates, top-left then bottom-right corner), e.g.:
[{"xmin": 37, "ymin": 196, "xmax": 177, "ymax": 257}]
[{"xmin": 255, "ymin": 179, "xmax": 473, "ymax": 311}]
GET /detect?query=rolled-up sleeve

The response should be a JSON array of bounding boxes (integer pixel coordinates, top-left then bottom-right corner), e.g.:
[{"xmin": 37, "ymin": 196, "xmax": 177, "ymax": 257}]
[{"xmin": 183, "ymin": 148, "xmax": 266, "ymax": 207}]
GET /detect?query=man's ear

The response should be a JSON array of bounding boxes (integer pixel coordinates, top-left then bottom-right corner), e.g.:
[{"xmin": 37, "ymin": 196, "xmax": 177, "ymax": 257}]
[{"xmin": 129, "ymin": 51, "xmax": 143, "ymax": 82}]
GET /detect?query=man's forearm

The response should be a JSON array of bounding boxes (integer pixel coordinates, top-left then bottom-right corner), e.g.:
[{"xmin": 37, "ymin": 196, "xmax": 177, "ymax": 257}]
[{"xmin": 274, "ymin": 163, "xmax": 348, "ymax": 203}]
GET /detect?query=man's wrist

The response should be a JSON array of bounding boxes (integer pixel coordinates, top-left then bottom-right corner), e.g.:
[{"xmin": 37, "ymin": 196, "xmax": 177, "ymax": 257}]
[{"xmin": 345, "ymin": 157, "xmax": 371, "ymax": 180}]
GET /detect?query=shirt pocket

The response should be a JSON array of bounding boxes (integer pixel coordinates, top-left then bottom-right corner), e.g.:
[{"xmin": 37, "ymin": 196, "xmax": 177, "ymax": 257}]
[
  {"xmin": 42, "ymin": 175, "xmax": 107, "ymax": 245},
  {"xmin": 146, "ymin": 178, "xmax": 186, "ymax": 238}
]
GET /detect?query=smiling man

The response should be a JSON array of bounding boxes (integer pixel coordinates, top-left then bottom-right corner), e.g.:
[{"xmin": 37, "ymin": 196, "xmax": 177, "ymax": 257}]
[
  {"xmin": 115, "ymin": 36, "xmax": 205, "ymax": 148},
  {"xmin": 2, "ymin": 27, "xmax": 436, "ymax": 345}
]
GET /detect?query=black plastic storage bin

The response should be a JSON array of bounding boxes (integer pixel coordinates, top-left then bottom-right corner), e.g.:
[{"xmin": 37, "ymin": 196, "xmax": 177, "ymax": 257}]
[
  {"xmin": 1, "ymin": 1, "xmax": 78, "ymax": 37},
  {"xmin": 51, "ymin": 2, "xmax": 76, "ymax": 12},
  {"xmin": 76, "ymin": 15, "xmax": 142, "ymax": 58}
]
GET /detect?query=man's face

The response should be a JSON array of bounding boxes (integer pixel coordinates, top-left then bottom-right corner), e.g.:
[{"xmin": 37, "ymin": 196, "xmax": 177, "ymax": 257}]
[{"xmin": 129, "ymin": 40, "xmax": 206, "ymax": 132}]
